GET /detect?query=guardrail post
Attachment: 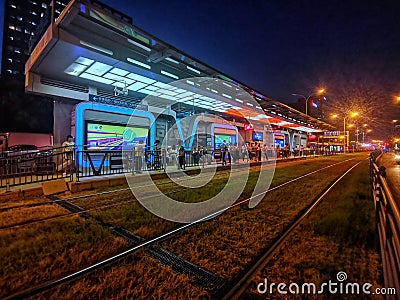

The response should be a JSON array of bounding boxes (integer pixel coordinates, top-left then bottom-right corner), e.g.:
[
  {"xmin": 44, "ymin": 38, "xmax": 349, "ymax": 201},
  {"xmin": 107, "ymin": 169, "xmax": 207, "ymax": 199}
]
[{"xmin": 75, "ymin": 148, "xmax": 80, "ymax": 182}]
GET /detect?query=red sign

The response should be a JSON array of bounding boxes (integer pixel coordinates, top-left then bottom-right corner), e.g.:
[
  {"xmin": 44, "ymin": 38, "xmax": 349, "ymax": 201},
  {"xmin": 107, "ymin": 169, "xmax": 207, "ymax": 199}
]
[
  {"xmin": 308, "ymin": 135, "xmax": 317, "ymax": 142},
  {"xmin": 244, "ymin": 123, "xmax": 254, "ymax": 131}
]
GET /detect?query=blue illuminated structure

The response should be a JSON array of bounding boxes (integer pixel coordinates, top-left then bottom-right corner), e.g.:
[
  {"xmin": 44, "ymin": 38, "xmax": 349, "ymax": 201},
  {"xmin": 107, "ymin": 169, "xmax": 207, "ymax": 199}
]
[{"xmin": 74, "ymin": 102, "xmax": 155, "ymax": 167}]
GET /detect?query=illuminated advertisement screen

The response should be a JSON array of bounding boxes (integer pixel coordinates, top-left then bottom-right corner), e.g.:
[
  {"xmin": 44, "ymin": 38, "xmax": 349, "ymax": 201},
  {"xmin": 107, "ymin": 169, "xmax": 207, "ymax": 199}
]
[
  {"xmin": 252, "ymin": 132, "xmax": 263, "ymax": 141},
  {"xmin": 86, "ymin": 122, "xmax": 148, "ymax": 150},
  {"xmin": 214, "ymin": 134, "xmax": 237, "ymax": 149},
  {"xmin": 275, "ymin": 138, "xmax": 285, "ymax": 149}
]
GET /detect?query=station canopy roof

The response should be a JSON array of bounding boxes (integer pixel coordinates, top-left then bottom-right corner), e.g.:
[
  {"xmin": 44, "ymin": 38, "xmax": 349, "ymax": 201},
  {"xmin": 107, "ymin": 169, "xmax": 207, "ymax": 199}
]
[{"xmin": 26, "ymin": 0, "xmax": 334, "ymax": 133}]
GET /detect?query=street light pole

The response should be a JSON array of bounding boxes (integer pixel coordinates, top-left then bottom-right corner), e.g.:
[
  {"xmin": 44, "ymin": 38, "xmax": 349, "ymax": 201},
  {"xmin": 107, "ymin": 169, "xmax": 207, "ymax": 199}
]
[
  {"xmin": 332, "ymin": 111, "xmax": 358, "ymax": 154},
  {"xmin": 343, "ymin": 116, "xmax": 347, "ymax": 153},
  {"xmin": 291, "ymin": 93, "xmax": 309, "ymax": 115},
  {"xmin": 292, "ymin": 89, "xmax": 324, "ymax": 116}
]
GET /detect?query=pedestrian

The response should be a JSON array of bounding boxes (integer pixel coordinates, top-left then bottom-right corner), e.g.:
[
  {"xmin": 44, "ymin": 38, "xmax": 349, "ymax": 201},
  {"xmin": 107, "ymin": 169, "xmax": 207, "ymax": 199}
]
[
  {"xmin": 192, "ymin": 147, "xmax": 200, "ymax": 165},
  {"xmin": 262, "ymin": 144, "xmax": 268, "ymax": 161},
  {"xmin": 241, "ymin": 143, "xmax": 248, "ymax": 162},
  {"xmin": 169, "ymin": 144, "xmax": 178, "ymax": 168},
  {"xmin": 153, "ymin": 139, "xmax": 161, "ymax": 169},
  {"xmin": 62, "ymin": 135, "xmax": 75, "ymax": 173},
  {"xmin": 222, "ymin": 142, "xmax": 231, "ymax": 165},
  {"xmin": 178, "ymin": 143, "xmax": 185, "ymax": 170},
  {"xmin": 223, "ymin": 148, "xmax": 231, "ymax": 165},
  {"xmin": 257, "ymin": 142, "xmax": 262, "ymax": 161},
  {"xmin": 134, "ymin": 140, "xmax": 144, "ymax": 174}
]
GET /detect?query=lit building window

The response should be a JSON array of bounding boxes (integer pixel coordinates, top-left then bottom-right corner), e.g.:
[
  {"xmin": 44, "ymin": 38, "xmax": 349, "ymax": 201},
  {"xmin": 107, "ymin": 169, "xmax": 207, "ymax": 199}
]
[
  {"xmin": 17, "ymin": 16, "xmax": 23, "ymax": 21},
  {"xmin": 10, "ymin": 4, "xmax": 16, "ymax": 9},
  {"xmin": 16, "ymin": 26, "xmax": 22, "ymax": 32},
  {"xmin": 6, "ymin": 69, "xmax": 13, "ymax": 74},
  {"xmin": 7, "ymin": 58, "xmax": 13, "ymax": 63},
  {"xmin": 42, "ymin": 3, "xmax": 47, "ymax": 8},
  {"xmin": 8, "ymin": 25, "xmax": 15, "ymax": 30},
  {"xmin": 31, "ymin": 11, "xmax": 37, "ymax": 15}
]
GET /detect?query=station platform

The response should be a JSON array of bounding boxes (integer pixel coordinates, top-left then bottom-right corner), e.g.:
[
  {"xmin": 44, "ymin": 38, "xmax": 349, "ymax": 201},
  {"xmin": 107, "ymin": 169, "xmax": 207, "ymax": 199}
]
[{"xmin": 0, "ymin": 155, "xmax": 316, "ymax": 201}]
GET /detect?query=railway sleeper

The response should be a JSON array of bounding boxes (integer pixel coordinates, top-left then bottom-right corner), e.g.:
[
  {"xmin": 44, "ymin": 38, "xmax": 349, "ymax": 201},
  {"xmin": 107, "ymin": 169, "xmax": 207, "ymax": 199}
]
[{"xmin": 47, "ymin": 195, "xmax": 223, "ymax": 291}]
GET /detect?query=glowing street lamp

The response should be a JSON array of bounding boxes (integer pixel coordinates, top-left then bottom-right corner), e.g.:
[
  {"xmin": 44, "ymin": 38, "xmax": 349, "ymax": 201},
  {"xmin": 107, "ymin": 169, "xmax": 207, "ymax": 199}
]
[
  {"xmin": 331, "ymin": 111, "xmax": 359, "ymax": 153},
  {"xmin": 292, "ymin": 88, "xmax": 326, "ymax": 116}
]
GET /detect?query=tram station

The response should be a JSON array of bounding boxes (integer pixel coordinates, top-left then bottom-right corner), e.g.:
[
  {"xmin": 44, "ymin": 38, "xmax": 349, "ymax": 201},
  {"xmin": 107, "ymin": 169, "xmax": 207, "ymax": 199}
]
[{"xmin": 25, "ymin": 0, "xmax": 333, "ymax": 157}]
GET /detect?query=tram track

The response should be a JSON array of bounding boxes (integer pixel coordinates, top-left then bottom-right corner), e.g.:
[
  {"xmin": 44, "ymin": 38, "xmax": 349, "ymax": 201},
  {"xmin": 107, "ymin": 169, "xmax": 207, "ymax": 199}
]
[
  {"xmin": 219, "ymin": 161, "xmax": 363, "ymax": 300},
  {"xmin": 0, "ymin": 158, "xmax": 353, "ymax": 231},
  {"xmin": 1, "ymin": 157, "xmax": 364, "ymax": 299}
]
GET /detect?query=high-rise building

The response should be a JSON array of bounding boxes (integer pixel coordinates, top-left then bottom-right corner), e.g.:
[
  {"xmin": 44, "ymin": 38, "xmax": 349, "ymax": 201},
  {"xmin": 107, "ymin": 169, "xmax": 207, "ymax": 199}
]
[
  {"xmin": 0, "ymin": 0, "xmax": 69, "ymax": 133},
  {"xmin": 1, "ymin": 0, "xmax": 68, "ymax": 83},
  {"xmin": 0, "ymin": 0, "xmax": 133, "ymax": 133}
]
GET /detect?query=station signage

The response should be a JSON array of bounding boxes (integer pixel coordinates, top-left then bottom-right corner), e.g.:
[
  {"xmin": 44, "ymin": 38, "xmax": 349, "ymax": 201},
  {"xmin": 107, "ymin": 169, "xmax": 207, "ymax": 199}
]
[
  {"xmin": 89, "ymin": 95, "xmax": 148, "ymax": 111},
  {"xmin": 324, "ymin": 131, "xmax": 341, "ymax": 137}
]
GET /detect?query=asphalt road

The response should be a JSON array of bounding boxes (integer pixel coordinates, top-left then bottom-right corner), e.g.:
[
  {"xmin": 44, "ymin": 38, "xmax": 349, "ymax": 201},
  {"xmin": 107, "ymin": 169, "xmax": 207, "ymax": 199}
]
[{"xmin": 379, "ymin": 152, "xmax": 400, "ymax": 205}]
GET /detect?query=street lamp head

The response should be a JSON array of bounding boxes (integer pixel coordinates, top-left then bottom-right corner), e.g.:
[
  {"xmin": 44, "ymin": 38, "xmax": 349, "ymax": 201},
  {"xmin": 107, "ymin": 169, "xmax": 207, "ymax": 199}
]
[
  {"xmin": 331, "ymin": 114, "xmax": 338, "ymax": 119},
  {"xmin": 350, "ymin": 112, "xmax": 359, "ymax": 117},
  {"xmin": 291, "ymin": 93, "xmax": 304, "ymax": 98},
  {"xmin": 318, "ymin": 88, "xmax": 325, "ymax": 94}
]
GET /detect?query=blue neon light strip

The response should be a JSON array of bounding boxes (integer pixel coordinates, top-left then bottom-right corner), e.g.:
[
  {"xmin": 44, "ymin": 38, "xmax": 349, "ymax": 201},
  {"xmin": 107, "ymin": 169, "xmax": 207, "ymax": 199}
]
[
  {"xmin": 175, "ymin": 118, "xmax": 185, "ymax": 148},
  {"xmin": 75, "ymin": 102, "xmax": 155, "ymax": 167}
]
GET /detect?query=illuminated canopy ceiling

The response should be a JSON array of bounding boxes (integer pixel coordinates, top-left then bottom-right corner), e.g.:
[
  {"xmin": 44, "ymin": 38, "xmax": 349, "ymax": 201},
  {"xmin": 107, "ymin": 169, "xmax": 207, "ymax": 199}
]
[{"xmin": 25, "ymin": 0, "xmax": 334, "ymax": 133}]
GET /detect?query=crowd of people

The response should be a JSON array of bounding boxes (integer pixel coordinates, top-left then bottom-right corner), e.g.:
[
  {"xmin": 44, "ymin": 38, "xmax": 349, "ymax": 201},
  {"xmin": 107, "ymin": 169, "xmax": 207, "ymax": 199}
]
[{"xmin": 60, "ymin": 134, "xmax": 327, "ymax": 174}]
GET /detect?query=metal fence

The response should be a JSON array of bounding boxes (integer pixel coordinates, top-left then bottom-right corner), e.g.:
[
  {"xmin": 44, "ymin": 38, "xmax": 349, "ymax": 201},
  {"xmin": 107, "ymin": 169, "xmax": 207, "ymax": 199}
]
[
  {"xmin": 1, "ymin": 145, "xmax": 319, "ymax": 189},
  {"xmin": 0, "ymin": 146, "xmax": 73, "ymax": 189},
  {"xmin": 370, "ymin": 151, "xmax": 400, "ymax": 297},
  {"xmin": 75, "ymin": 149, "xmax": 167, "ymax": 179}
]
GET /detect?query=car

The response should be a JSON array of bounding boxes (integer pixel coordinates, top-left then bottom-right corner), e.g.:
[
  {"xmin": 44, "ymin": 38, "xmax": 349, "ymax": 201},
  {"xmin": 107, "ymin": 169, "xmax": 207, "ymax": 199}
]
[
  {"xmin": 7, "ymin": 144, "xmax": 39, "ymax": 155},
  {"xmin": 2, "ymin": 145, "xmax": 39, "ymax": 172}
]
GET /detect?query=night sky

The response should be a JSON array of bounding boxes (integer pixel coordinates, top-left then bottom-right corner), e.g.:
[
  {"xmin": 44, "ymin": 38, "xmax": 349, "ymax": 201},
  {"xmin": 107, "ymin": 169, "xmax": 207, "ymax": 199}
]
[
  {"xmin": 1, "ymin": 0, "xmax": 400, "ymax": 138},
  {"xmin": 94, "ymin": 0, "xmax": 400, "ymax": 99}
]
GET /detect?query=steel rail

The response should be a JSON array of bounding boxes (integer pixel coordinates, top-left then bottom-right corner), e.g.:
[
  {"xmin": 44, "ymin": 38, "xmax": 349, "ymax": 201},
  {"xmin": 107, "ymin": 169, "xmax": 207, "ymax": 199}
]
[
  {"xmin": 220, "ymin": 161, "xmax": 362, "ymax": 300},
  {"xmin": 3, "ymin": 158, "xmax": 357, "ymax": 299},
  {"xmin": 0, "ymin": 159, "xmax": 353, "ymax": 230}
]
